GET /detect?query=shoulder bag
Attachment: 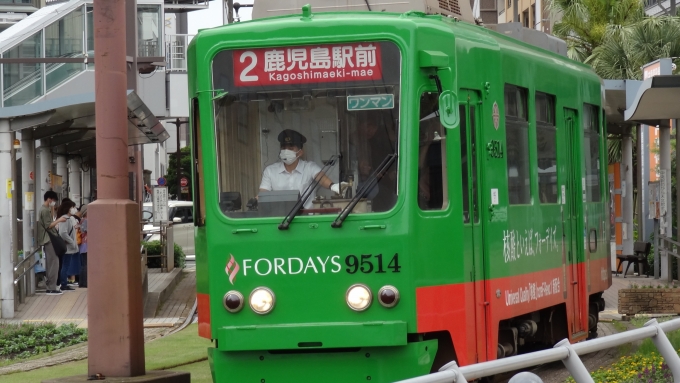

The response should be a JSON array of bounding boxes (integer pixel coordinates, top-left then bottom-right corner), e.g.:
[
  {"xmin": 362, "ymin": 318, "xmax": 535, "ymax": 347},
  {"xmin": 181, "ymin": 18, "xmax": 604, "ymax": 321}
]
[{"xmin": 40, "ymin": 221, "xmax": 67, "ymax": 256}]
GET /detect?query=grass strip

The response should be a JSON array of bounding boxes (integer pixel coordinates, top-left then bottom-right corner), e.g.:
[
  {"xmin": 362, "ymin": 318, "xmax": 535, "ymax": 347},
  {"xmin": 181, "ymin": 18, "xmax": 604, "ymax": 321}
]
[{"xmin": 0, "ymin": 324, "xmax": 210, "ymax": 383}]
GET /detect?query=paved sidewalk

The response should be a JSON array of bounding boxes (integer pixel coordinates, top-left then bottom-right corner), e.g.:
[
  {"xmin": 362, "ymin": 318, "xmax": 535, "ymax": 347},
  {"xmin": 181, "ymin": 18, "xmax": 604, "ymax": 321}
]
[{"xmin": 0, "ymin": 267, "xmax": 194, "ymax": 327}]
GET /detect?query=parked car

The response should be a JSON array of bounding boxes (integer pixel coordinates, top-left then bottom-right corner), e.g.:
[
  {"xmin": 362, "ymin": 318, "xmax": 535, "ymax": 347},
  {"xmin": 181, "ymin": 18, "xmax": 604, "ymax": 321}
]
[{"xmin": 142, "ymin": 201, "xmax": 195, "ymax": 260}]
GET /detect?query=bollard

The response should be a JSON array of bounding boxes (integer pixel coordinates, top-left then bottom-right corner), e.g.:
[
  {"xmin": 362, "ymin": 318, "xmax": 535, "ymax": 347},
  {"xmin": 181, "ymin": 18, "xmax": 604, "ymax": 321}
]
[
  {"xmin": 508, "ymin": 372, "xmax": 544, "ymax": 383},
  {"xmin": 554, "ymin": 339, "xmax": 594, "ymax": 383},
  {"xmin": 644, "ymin": 318, "xmax": 680, "ymax": 382},
  {"xmin": 439, "ymin": 361, "xmax": 469, "ymax": 383}
]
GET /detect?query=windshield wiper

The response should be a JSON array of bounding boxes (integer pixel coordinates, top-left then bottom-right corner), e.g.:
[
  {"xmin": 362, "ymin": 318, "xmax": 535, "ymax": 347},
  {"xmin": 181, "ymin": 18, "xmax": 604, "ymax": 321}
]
[
  {"xmin": 279, "ymin": 154, "xmax": 340, "ymax": 230},
  {"xmin": 331, "ymin": 153, "xmax": 397, "ymax": 228}
]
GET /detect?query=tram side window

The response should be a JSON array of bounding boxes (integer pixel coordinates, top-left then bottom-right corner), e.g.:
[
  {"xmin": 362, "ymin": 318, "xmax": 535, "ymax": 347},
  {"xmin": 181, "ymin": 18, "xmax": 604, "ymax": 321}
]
[
  {"xmin": 418, "ymin": 92, "xmax": 448, "ymax": 211},
  {"xmin": 583, "ymin": 104, "xmax": 601, "ymax": 202},
  {"xmin": 505, "ymin": 85, "xmax": 530, "ymax": 204},
  {"xmin": 535, "ymin": 92, "xmax": 558, "ymax": 203}
]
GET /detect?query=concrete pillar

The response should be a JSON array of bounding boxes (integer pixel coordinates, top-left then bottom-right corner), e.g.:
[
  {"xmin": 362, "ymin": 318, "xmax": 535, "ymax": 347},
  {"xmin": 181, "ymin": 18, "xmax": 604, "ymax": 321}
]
[
  {"xmin": 0, "ymin": 119, "xmax": 14, "ymax": 318},
  {"xmin": 659, "ymin": 122, "xmax": 672, "ymax": 281},
  {"xmin": 82, "ymin": 162, "xmax": 91, "ymax": 204},
  {"xmin": 39, "ymin": 141, "xmax": 52, "ymax": 197},
  {"xmin": 622, "ymin": 127, "xmax": 634, "ymax": 257},
  {"xmin": 21, "ymin": 131, "xmax": 36, "ymax": 295},
  {"xmin": 69, "ymin": 157, "xmax": 82, "ymax": 206},
  {"xmin": 55, "ymin": 145, "xmax": 67, "ymax": 198},
  {"xmin": 88, "ymin": 0, "xmax": 145, "ymax": 376}
]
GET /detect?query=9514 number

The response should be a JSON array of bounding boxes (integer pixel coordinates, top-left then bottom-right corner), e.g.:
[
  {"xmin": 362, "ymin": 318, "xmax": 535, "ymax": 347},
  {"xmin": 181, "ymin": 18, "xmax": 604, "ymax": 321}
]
[{"xmin": 345, "ymin": 253, "xmax": 401, "ymax": 274}]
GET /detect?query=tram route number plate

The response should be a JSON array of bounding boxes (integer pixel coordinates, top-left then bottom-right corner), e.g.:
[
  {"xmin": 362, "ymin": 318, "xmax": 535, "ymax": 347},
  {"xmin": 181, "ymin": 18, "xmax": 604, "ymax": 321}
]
[{"xmin": 347, "ymin": 94, "xmax": 394, "ymax": 111}]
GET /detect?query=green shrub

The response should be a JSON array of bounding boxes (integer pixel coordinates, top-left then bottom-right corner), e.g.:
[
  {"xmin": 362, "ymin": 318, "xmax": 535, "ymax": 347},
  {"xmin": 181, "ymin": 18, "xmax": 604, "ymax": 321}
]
[
  {"xmin": 0, "ymin": 323, "xmax": 87, "ymax": 361},
  {"xmin": 142, "ymin": 240, "xmax": 185, "ymax": 269}
]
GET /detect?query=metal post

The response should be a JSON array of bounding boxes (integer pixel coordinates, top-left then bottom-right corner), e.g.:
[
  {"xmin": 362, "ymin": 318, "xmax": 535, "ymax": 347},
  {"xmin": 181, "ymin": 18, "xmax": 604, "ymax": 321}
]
[
  {"xmin": 176, "ymin": 118, "xmax": 181, "ymax": 201},
  {"xmin": 513, "ymin": 0, "xmax": 518, "ymax": 22},
  {"xmin": 655, "ymin": 218, "xmax": 660, "ymax": 278},
  {"xmin": 644, "ymin": 319, "xmax": 680, "ymax": 379},
  {"xmin": 554, "ymin": 339, "xmax": 594, "ymax": 383},
  {"xmin": 622, "ymin": 128, "xmax": 634, "ymax": 260},
  {"xmin": 439, "ymin": 361, "xmax": 469, "ymax": 383},
  {"xmin": 0, "ymin": 119, "xmax": 15, "ymax": 318},
  {"xmin": 21, "ymin": 132, "xmax": 36, "ymax": 295},
  {"xmin": 39, "ymin": 141, "xmax": 52, "ymax": 197},
  {"xmin": 88, "ymin": 0, "xmax": 145, "ymax": 376},
  {"xmin": 660, "ymin": 122, "xmax": 672, "ymax": 280}
]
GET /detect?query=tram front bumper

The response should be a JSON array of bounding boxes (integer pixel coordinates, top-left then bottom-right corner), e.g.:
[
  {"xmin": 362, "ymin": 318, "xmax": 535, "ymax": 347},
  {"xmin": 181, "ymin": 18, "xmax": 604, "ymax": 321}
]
[
  {"xmin": 208, "ymin": 338, "xmax": 437, "ymax": 383},
  {"xmin": 217, "ymin": 321, "xmax": 407, "ymax": 351}
]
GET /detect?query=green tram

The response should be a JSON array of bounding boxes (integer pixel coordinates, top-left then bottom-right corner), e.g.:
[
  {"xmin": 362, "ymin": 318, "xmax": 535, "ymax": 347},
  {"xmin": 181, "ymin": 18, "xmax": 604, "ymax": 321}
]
[{"xmin": 187, "ymin": 4, "xmax": 610, "ymax": 382}]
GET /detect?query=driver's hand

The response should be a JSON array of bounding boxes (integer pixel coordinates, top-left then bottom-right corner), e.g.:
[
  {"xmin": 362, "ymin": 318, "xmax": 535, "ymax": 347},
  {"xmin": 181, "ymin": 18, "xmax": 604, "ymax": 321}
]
[{"xmin": 330, "ymin": 182, "xmax": 348, "ymax": 195}]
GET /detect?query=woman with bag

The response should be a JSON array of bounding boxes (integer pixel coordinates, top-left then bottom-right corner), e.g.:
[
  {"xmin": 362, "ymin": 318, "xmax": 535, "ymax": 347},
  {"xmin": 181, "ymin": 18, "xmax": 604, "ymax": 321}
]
[
  {"xmin": 37, "ymin": 191, "xmax": 66, "ymax": 295},
  {"xmin": 56, "ymin": 200, "xmax": 80, "ymax": 291}
]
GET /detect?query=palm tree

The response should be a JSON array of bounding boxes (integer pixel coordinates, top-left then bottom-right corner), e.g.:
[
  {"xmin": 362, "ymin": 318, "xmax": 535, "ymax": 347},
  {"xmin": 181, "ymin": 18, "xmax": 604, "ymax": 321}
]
[
  {"xmin": 589, "ymin": 16, "xmax": 680, "ymax": 79},
  {"xmin": 547, "ymin": 0, "xmax": 645, "ymax": 62}
]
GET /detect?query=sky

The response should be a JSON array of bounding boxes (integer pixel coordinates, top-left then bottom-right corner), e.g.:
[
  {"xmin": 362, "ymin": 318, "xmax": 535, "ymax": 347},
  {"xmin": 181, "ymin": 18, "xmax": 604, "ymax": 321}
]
[{"xmin": 187, "ymin": 0, "xmax": 254, "ymax": 35}]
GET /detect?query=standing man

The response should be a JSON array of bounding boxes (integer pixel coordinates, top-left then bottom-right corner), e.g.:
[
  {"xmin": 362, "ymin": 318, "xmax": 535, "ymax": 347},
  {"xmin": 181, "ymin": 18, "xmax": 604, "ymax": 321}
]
[{"xmin": 37, "ymin": 191, "xmax": 66, "ymax": 295}]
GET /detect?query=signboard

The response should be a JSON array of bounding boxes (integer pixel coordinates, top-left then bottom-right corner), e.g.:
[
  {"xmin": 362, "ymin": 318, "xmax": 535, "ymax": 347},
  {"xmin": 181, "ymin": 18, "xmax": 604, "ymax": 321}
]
[
  {"xmin": 643, "ymin": 62, "xmax": 661, "ymax": 80},
  {"xmin": 648, "ymin": 181, "xmax": 659, "ymax": 219},
  {"xmin": 233, "ymin": 43, "xmax": 383, "ymax": 87},
  {"xmin": 29, "ymin": 171, "xmax": 34, "ymax": 180},
  {"xmin": 181, "ymin": 186, "xmax": 189, "ymax": 194},
  {"xmin": 180, "ymin": 177, "xmax": 189, "ymax": 187},
  {"xmin": 347, "ymin": 94, "xmax": 394, "ymax": 111},
  {"xmin": 152, "ymin": 186, "xmax": 168, "ymax": 223},
  {"xmin": 24, "ymin": 192, "xmax": 34, "ymax": 211},
  {"xmin": 157, "ymin": 177, "xmax": 167, "ymax": 186},
  {"xmin": 659, "ymin": 169, "xmax": 668, "ymax": 216}
]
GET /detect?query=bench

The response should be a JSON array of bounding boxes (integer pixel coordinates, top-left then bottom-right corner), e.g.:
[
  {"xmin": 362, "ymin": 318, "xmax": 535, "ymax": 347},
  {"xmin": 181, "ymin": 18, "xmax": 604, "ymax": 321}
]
[{"xmin": 616, "ymin": 241, "xmax": 651, "ymax": 278}]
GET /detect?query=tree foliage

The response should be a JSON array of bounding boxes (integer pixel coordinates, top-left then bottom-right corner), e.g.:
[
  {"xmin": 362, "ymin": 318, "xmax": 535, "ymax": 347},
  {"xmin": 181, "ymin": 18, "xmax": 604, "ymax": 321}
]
[{"xmin": 165, "ymin": 146, "xmax": 192, "ymax": 201}]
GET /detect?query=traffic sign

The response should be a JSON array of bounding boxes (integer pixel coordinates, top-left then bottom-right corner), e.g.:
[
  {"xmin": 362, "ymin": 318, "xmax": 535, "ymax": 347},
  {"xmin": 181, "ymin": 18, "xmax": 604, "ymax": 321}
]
[
  {"xmin": 180, "ymin": 177, "xmax": 189, "ymax": 187},
  {"xmin": 181, "ymin": 186, "xmax": 189, "ymax": 194},
  {"xmin": 157, "ymin": 177, "xmax": 167, "ymax": 186}
]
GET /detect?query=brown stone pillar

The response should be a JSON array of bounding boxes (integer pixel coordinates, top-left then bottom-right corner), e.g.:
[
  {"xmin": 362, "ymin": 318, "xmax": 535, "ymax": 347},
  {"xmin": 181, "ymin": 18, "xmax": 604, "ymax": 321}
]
[{"xmin": 88, "ymin": 0, "xmax": 145, "ymax": 377}]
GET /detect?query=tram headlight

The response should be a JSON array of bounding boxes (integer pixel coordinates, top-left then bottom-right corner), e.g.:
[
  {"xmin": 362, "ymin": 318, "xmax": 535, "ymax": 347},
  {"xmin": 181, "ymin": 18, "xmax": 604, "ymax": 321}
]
[
  {"xmin": 249, "ymin": 287, "xmax": 275, "ymax": 314},
  {"xmin": 346, "ymin": 284, "xmax": 372, "ymax": 311},
  {"xmin": 223, "ymin": 290, "xmax": 244, "ymax": 313},
  {"xmin": 378, "ymin": 285, "xmax": 400, "ymax": 308}
]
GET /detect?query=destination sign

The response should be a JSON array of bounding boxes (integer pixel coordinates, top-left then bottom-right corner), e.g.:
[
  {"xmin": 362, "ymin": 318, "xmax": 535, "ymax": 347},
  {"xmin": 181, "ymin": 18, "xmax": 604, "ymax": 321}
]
[
  {"xmin": 347, "ymin": 94, "xmax": 394, "ymax": 110},
  {"xmin": 233, "ymin": 43, "xmax": 383, "ymax": 87}
]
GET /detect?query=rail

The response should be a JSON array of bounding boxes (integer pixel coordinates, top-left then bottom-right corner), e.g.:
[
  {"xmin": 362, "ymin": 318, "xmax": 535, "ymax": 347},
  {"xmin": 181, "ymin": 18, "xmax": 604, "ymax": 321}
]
[
  {"xmin": 13, "ymin": 248, "xmax": 41, "ymax": 308},
  {"xmin": 165, "ymin": 34, "xmax": 194, "ymax": 71},
  {"xmin": 394, "ymin": 317, "xmax": 680, "ymax": 383},
  {"xmin": 658, "ymin": 234, "xmax": 680, "ymax": 282}
]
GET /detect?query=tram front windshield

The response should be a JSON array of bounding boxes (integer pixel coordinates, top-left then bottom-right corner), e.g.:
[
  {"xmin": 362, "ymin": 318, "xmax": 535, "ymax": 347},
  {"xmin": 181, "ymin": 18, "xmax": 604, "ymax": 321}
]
[{"xmin": 211, "ymin": 41, "xmax": 401, "ymax": 219}]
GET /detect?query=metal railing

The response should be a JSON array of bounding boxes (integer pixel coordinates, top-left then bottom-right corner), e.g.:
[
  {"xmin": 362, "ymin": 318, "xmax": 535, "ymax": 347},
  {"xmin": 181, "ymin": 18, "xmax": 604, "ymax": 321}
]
[
  {"xmin": 165, "ymin": 34, "xmax": 194, "ymax": 71},
  {"xmin": 658, "ymin": 235, "xmax": 680, "ymax": 283},
  {"xmin": 395, "ymin": 317, "xmax": 680, "ymax": 383},
  {"xmin": 13, "ymin": 248, "xmax": 40, "ymax": 309}
]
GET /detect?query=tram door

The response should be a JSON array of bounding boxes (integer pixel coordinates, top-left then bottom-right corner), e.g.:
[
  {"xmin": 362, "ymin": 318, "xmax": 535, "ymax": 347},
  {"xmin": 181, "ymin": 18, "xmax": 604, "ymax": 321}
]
[
  {"xmin": 563, "ymin": 108, "xmax": 585, "ymax": 335},
  {"xmin": 459, "ymin": 89, "xmax": 488, "ymax": 361}
]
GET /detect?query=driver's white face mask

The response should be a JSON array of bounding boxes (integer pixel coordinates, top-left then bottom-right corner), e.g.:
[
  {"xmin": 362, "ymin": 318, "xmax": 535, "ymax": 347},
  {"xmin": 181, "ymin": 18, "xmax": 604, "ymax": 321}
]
[{"xmin": 279, "ymin": 149, "xmax": 300, "ymax": 165}]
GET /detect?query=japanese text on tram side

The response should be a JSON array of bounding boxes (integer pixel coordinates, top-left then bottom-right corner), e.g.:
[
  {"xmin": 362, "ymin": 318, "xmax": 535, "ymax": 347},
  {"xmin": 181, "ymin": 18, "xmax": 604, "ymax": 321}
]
[
  {"xmin": 503, "ymin": 226, "xmax": 558, "ymax": 263},
  {"xmin": 505, "ymin": 278, "xmax": 561, "ymax": 306},
  {"xmin": 233, "ymin": 43, "xmax": 382, "ymax": 86}
]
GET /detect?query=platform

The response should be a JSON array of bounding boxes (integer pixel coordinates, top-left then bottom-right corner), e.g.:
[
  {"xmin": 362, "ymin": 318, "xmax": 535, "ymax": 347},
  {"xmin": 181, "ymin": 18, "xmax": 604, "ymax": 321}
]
[{"xmin": 0, "ymin": 267, "xmax": 194, "ymax": 327}]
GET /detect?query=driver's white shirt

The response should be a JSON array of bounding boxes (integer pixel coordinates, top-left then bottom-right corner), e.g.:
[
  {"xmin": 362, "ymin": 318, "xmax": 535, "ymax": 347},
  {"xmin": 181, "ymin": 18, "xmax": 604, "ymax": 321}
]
[{"xmin": 259, "ymin": 160, "xmax": 322, "ymax": 209}]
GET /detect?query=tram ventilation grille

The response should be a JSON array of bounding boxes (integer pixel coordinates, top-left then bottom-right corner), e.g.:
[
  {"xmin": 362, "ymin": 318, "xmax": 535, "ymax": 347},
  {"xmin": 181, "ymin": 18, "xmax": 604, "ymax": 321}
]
[{"xmin": 439, "ymin": 0, "xmax": 462, "ymax": 15}]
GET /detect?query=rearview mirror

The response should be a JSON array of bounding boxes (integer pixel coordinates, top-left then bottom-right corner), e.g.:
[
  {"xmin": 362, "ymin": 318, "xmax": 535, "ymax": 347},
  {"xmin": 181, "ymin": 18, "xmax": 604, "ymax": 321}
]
[
  {"xmin": 172, "ymin": 217, "xmax": 182, "ymax": 223},
  {"xmin": 439, "ymin": 90, "xmax": 459, "ymax": 129}
]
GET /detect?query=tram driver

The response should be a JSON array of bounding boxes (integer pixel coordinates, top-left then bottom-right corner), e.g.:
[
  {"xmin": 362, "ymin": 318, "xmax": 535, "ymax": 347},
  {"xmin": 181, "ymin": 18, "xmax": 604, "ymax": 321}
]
[{"xmin": 259, "ymin": 129, "xmax": 346, "ymax": 209}]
